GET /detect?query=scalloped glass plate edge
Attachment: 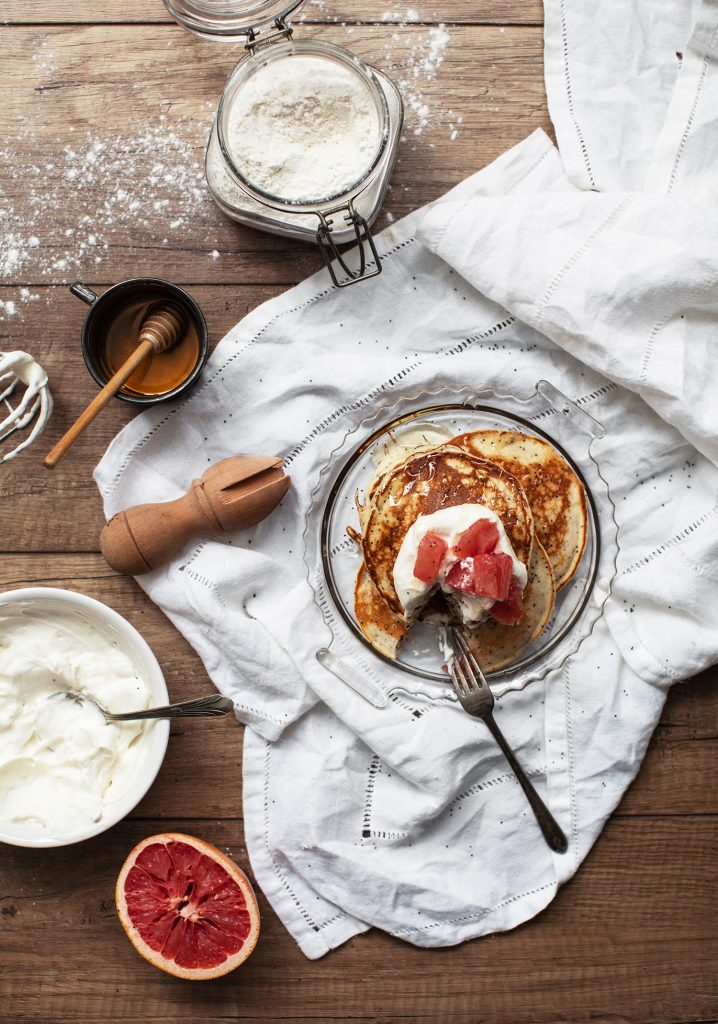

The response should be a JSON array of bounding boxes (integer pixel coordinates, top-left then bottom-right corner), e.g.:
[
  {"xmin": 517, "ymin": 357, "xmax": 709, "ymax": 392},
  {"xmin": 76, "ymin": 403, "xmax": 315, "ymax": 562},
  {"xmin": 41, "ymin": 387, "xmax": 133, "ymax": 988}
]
[{"xmin": 302, "ymin": 380, "xmax": 619, "ymax": 705}]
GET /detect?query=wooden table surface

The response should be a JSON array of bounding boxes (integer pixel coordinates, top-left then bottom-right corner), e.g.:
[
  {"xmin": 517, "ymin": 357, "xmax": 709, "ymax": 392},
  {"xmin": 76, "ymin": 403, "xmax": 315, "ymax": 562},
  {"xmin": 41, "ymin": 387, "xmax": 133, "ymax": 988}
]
[{"xmin": 1, "ymin": 3, "xmax": 716, "ymax": 1022}]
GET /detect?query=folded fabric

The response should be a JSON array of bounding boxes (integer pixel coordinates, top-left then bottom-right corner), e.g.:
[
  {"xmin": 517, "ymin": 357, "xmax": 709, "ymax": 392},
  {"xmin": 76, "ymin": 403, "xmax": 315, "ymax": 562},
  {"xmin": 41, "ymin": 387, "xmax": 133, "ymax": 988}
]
[
  {"xmin": 646, "ymin": 0, "xmax": 718, "ymax": 198},
  {"xmin": 543, "ymin": 0, "xmax": 698, "ymax": 190},
  {"xmin": 419, "ymin": 191, "xmax": 718, "ymax": 470}
]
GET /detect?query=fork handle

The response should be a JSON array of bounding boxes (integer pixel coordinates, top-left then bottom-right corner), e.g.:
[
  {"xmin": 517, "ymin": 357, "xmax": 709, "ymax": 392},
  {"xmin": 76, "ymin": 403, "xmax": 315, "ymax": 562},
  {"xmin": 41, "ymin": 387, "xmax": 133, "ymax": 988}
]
[{"xmin": 484, "ymin": 713, "xmax": 568, "ymax": 854}]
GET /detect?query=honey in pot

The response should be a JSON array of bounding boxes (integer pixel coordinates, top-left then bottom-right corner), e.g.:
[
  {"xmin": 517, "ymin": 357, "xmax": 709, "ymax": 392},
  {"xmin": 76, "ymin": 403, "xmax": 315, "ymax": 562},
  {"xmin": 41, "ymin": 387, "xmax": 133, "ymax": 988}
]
[{"xmin": 95, "ymin": 293, "xmax": 201, "ymax": 398}]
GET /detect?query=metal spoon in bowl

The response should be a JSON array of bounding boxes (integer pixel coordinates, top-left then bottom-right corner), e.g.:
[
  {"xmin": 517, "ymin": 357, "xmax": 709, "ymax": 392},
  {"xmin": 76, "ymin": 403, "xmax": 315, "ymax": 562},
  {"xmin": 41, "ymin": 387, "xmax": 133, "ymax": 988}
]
[{"xmin": 49, "ymin": 690, "xmax": 234, "ymax": 723}]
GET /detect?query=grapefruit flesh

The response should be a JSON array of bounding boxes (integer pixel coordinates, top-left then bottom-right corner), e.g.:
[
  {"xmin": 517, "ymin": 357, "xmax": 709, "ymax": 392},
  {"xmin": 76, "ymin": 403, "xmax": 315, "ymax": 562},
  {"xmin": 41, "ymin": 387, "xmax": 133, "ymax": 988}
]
[
  {"xmin": 446, "ymin": 552, "xmax": 514, "ymax": 600},
  {"xmin": 490, "ymin": 552, "xmax": 514, "ymax": 599},
  {"xmin": 453, "ymin": 518, "xmax": 499, "ymax": 559},
  {"xmin": 445, "ymin": 556, "xmax": 475, "ymax": 594},
  {"xmin": 491, "ymin": 578, "xmax": 525, "ymax": 625},
  {"xmin": 116, "ymin": 832, "xmax": 260, "ymax": 980},
  {"xmin": 413, "ymin": 532, "xmax": 448, "ymax": 583}
]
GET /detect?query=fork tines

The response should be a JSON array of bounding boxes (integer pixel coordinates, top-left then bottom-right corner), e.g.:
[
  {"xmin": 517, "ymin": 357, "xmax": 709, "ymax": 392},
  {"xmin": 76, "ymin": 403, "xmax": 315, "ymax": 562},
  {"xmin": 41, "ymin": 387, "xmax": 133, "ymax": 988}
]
[
  {"xmin": 448, "ymin": 627, "xmax": 489, "ymax": 693},
  {"xmin": 446, "ymin": 628, "xmax": 470, "ymax": 697}
]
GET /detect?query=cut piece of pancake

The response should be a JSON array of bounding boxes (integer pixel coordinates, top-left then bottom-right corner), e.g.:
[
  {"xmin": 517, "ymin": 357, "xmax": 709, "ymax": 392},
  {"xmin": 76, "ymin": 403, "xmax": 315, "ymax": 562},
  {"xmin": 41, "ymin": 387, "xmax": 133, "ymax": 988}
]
[
  {"xmin": 451, "ymin": 429, "xmax": 587, "ymax": 590},
  {"xmin": 353, "ymin": 539, "xmax": 555, "ymax": 672},
  {"xmin": 362, "ymin": 444, "xmax": 533, "ymax": 617},
  {"xmin": 464, "ymin": 538, "xmax": 555, "ymax": 672}
]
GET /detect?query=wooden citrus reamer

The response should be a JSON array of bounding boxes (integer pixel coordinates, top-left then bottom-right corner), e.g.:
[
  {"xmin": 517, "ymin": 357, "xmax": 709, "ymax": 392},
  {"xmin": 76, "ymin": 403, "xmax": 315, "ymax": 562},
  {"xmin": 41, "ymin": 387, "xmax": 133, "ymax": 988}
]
[
  {"xmin": 100, "ymin": 455, "xmax": 291, "ymax": 575},
  {"xmin": 44, "ymin": 304, "xmax": 187, "ymax": 469}
]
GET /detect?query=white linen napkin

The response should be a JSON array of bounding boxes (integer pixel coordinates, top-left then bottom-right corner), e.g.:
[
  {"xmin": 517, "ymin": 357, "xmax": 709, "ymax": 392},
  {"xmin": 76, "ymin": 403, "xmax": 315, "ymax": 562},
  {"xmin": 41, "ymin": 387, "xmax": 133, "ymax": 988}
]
[
  {"xmin": 419, "ymin": 190, "xmax": 718, "ymax": 470},
  {"xmin": 94, "ymin": 5, "xmax": 718, "ymax": 958},
  {"xmin": 543, "ymin": 0, "xmax": 700, "ymax": 191}
]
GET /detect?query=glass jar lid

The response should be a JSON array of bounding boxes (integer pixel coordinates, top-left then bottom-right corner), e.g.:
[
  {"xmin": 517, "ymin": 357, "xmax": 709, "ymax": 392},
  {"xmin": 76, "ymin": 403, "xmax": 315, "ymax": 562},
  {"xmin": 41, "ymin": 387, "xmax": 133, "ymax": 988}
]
[{"xmin": 163, "ymin": 0, "xmax": 305, "ymax": 42}]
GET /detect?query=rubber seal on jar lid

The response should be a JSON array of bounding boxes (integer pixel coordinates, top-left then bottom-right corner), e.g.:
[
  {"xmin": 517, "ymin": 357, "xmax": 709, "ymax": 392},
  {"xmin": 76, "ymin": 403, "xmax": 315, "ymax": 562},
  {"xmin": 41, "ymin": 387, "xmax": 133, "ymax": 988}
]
[{"xmin": 163, "ymin": 0, "xmax": 306, "ymax": 43}]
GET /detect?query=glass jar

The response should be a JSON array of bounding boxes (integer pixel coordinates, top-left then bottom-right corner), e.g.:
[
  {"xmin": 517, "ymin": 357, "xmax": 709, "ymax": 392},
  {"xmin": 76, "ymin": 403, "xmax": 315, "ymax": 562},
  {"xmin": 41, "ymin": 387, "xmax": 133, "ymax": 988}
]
[{"xmin": 164, "ymin": 0, "xmax": 403, "ymax": 286}]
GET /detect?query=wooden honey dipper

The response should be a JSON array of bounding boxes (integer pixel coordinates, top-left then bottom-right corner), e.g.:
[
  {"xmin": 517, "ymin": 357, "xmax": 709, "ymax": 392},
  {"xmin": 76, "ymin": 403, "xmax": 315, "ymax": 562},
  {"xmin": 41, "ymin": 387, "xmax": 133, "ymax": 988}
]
[{"xmin": 44, "ymin": 303, "xmax": 187, "ymax": 469}]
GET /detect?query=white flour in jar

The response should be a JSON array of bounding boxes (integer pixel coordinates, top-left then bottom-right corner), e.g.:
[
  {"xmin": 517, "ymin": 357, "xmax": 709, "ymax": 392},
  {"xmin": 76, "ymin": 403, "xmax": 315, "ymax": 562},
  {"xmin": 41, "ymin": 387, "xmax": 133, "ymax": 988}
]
[{"xmin": 223, "ymin": 54, "xmax": 382, "ymax": 203}]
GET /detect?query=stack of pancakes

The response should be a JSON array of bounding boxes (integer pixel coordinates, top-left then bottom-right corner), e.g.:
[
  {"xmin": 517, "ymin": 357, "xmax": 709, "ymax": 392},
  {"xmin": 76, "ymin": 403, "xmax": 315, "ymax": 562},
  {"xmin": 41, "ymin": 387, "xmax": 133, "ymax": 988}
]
[{"xmin": 354, "ymin": 429, "xmax": 587, "ymax": 672}]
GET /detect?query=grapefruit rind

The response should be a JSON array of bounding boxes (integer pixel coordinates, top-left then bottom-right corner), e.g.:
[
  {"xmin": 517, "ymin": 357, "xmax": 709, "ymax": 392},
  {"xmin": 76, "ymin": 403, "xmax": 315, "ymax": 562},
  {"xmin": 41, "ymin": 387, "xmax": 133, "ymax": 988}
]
[{"xmin": 115, "ymin": 832, "xmax": 260, "ymax": 981}]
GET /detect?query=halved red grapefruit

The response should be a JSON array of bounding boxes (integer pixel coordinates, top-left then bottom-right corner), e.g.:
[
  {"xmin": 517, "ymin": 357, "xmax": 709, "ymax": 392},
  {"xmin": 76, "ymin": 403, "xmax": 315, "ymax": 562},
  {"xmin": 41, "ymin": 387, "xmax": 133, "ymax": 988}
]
[{"xmin": 116, "ymin": 832, "xmax": 260, "ymax": 980}]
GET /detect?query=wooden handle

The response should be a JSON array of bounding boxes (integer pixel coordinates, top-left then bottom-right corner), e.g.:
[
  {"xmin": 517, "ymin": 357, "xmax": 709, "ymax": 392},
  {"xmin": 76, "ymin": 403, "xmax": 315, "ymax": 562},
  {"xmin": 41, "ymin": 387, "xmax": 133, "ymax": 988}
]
[
  {"xmin": 101, "ymin": 486, "xmax": 216, "ymax": 575},
  {"xmin": 44, "ymin": 304, "xmax": 187, "ymax": 469},
  {"xmin": 44, "ymin": 340, "xmax": 154, "ymax": 468},
  {"xmin": 100, "ymin": 455, "xmax": 291, "ymax": 575}
]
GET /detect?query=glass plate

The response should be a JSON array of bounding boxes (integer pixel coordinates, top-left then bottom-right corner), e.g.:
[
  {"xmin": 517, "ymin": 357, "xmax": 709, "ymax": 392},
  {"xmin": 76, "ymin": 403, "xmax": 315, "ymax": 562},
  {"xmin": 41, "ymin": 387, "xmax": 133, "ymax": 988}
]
[{"xmin": 303, "ymin": 381, "xmax": 619, "ymax": 705}]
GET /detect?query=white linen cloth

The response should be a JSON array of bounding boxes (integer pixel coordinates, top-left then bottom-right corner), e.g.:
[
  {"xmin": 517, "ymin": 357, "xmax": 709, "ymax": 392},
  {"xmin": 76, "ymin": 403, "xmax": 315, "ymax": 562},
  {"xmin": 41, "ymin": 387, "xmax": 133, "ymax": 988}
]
[
  {"xmin": 543, "ymin": 0, "xmax": 701, "ymax": 191},
  {"xmin": 95, "ymin": 6, "xmax": 718, "ymax": 958}
]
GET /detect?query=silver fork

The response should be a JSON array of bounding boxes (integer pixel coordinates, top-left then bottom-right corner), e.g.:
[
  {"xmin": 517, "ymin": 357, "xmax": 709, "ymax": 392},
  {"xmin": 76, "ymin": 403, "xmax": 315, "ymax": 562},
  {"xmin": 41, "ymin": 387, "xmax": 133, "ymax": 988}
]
[{"xmin": 446, "ymin": 627, "xmax": 568, "ymax": 854}]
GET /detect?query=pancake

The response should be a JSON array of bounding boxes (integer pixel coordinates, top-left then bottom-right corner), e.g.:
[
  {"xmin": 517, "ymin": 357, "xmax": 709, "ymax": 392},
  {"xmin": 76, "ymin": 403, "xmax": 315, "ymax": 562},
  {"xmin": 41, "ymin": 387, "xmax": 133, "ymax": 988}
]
[
  {"xmin": 451, "ymin": 429, "xmax": 587, "ymax": 589},
  {"xmin": 464, "ymin": 538, "xmax": 555, "ymax": 671},
  {"xmin": 354, "ymin": 539, "xmax": 555, "ymax": 672},
  {"xmin": 354, "ymin": 561, "xmax": 406, "ymax": 660},
  {"xmin": 361, "ymin": 444, "xmax": 533, "ymax": 617},
  {"xmin": 356, "ymin": 442, "xmax": 437, "ymax": 536}
]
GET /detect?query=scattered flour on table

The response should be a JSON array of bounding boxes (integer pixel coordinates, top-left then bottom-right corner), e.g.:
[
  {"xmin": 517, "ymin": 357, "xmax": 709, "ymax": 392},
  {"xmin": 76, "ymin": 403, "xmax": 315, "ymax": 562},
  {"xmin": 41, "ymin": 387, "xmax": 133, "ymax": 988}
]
[
  {"xmin": 1, "ymin": 22, "xmax": 454, "ymax": 319},
  {"xmin": 379, "ymin": 22, "xmax": 450, "ymax": 137},
  {"xmin": 31, "ymin": 38, "xmax": 58, "ymax": 76},
  {"xmin": 0, "ymin": 114, "xmax": 215, "ymax": 321},
  {"xmin": 382, "ymin": 8, "xmax": 421, "ymax": 21},
  {"xmin": 297, "ymin": 0, "xmax": 331, "ymax": 18},
  {"xmin": 0, "ymin": 291, "xmax": 40, "ymax": 323}
]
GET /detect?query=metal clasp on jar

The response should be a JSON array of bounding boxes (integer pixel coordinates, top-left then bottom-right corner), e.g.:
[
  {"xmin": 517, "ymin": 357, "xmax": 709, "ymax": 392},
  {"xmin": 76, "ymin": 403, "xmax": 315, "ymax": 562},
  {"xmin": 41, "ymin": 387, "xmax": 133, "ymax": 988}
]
[
  {"xmin": 316, "ymin": 202, "xmax": 382, "ymax": 288},
  {"xmin": 245, "ymin": 15, "xmax": 295, "ymax": 53}
]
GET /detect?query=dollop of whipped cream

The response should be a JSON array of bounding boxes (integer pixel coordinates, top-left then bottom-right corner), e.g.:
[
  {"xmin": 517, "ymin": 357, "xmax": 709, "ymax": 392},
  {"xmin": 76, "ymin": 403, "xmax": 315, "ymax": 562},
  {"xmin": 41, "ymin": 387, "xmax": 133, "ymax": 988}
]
[
  {"xmin": 0, "ymin": 603, "xmax": 152, "ymax": 843},
  {"xmin": 392, "ymin": 503, "xmax": 528, "ymax": 625}
]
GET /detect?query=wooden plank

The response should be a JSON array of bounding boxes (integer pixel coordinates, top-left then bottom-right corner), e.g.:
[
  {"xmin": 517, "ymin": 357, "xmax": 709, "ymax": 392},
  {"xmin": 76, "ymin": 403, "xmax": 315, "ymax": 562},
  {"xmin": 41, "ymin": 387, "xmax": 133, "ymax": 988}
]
[
  {"xmin": 0, "ymin": 0, "xmax": 544, "ymax": 26},
  {"xmin": 0, "ymin": 554, "xmax": 717, "ymax": 821},
  {"xmin": 0, "ymin": 24, "xmax": 550, "ymax": 286},
  {"xmin": 619, "ymin": 675, "xmax": 718, "ymax": 816},
  {"xmin": 0, "ymin": 817, "xmax": 715, "ymax": 1023}
]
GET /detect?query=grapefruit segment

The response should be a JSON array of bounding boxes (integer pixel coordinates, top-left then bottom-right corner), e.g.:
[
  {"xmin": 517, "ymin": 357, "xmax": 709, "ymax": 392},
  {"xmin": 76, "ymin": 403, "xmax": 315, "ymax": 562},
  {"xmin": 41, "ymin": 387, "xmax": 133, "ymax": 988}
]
[
  {"xmin": 492, "ymin": 552, "xmax": 514, "ymax": 600},
  {"xmin": 454, "ymin": 518, "xmax": 499, "ymax": 559},
  {"xmin": 446, "ymin": 552, "xmax": 514, "ymax": 601},
  {"xmin": 413, "ymin": 532, "xmax": 447, "ymax": 583},
  {"xmin": 491, "ymin": 578, "xmax": 525, "ymax": 625},
  {"xmin": 445, "ymin": 556, "xmax": 476, "ymax": 594},
  {"xmin": 116, "ymin": 832, "xmax": 260, "ymax": 980}
]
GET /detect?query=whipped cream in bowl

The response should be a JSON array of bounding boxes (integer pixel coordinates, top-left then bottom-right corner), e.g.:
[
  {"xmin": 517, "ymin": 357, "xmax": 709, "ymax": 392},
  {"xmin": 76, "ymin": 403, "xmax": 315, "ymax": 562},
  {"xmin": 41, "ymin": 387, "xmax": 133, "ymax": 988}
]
[{"xmin": 0, "ymin": 588, "xmax": 169, "ymax": 848}]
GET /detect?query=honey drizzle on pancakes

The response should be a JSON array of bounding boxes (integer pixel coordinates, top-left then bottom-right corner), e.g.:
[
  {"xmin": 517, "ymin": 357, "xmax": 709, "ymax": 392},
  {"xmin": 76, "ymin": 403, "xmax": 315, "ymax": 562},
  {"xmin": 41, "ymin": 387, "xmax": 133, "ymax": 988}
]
[{"xmin": 362, "ymin": 444, "xmax": 533, "ymax": 617}]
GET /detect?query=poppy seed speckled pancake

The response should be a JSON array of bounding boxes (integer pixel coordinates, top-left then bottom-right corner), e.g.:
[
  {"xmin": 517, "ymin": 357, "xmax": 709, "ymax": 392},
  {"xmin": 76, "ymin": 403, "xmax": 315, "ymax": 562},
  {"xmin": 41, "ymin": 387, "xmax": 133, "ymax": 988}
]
[
  {"xmin": 354, "ymin": 540, "xmax": 555, "ymax": 672},
  {"xmin": 360, "ymin": 444, "xmax": 533, "ymax": 617},
  {"xmin": 354, "ymin": 562, "xmax": 406, "ymax": 660},
  {"xmin": 451, "ymin": 429, "xmax": 587, "ymax": 589},
  {"xmin": 356, "ymin": 442, "xmax": 438, "ymax": 536}
]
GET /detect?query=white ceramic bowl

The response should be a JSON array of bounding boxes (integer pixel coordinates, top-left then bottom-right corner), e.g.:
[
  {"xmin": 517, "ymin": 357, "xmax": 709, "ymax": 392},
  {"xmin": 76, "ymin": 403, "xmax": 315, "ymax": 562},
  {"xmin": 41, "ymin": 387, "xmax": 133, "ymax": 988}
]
[{"xmin": 0, "ymin": 587, "xmax": 169, "ymax": 848}]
